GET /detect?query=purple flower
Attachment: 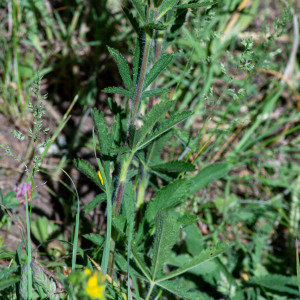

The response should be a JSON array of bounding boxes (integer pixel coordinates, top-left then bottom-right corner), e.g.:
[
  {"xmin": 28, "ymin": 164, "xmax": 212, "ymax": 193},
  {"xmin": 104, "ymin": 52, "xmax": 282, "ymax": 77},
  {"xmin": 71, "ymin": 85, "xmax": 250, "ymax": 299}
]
[{"xmin": 14, "ymin": 182, "xmax": 32, "ymax": 205}]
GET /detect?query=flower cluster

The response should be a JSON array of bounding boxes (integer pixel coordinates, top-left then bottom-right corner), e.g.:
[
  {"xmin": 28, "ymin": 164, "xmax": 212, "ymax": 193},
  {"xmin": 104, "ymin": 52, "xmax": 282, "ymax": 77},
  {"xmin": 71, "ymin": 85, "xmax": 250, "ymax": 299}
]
[
  {"xmin": 68, "ymin": 268, "xmax": 106, "ymax": 299},
  {"xmin": 84, "ymin": 269, "xmax": 106, "ymax": 299},
  {"xmin": 14, "ymin": 182, "xmax": 32, "ymax": 205}
]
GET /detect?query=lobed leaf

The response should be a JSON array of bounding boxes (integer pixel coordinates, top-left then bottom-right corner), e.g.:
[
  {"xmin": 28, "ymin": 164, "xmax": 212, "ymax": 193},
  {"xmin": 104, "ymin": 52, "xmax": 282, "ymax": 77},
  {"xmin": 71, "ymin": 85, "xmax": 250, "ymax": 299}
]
[
  {"xmin": 157, "ymin": 280, "xmax": 214, "ymax": 300},
  {"xmin": 145, "ymin": 179, "xmax": 191, "ymax": 222},
  {"xmin": 175, "ymin": 1, "xmax": 218, "ymax": 9},
  {"xmin": 150, "ymin": 160, "xmax": 196, "ymax": 173},
  {"xmin": 83, "ymin": 233, "xmax": 104, "ymax": 246},
  {"xmin": 251, "ymin": 274, "xmax": 298, "ymax": 296},
  {"xmin": 73, "ymin": 158, "xmax": 105, "ymax": 191},
  {"xmin": 157, "ymin": 242, "xmax": 229, "ymax": 282},
  {"xmin": 133, "ymin": 101, "xmax": 174, "ymax": 150},
  {"xmin": 91, "ymin": 108, "xmax": 110, "ymax": 155},
  {"xmin": 143, "ymin": 54, "xmax": 174, "ymax": 90},
  {"xmin": 103, "ymin": 87, "xmax": 133, "ymax": 97},
  {"xmin": 151, "ymin": 211, "xmax": 180, "ymax": 280},
  {"xmin": 131, "ymin": 242, "xmax": 152, "ymax": 280},
  {"xmin": 142, "ymin": 88, "xmax": 170, "ymax": 98},
  {"xmin": 130, "ymin": 0, "xmax": 147, "ymax": 24},
  {"xmin": 84, "ymin": 194, "xmax": 106, "ymax": 214},
  {"xmin": 107, "ymin": 46, "xmax": 133, "ymax": 91},
  {"xmin": 137, "ymin": 110, "xmax": 193, "ymax": 151},
  {"xmin": 189, "ymin": 162, "xmax": 231, "ymax": 196},
  {"xmin": 158, "ymin": 0, "xmax": 179, "ymax": 20}
]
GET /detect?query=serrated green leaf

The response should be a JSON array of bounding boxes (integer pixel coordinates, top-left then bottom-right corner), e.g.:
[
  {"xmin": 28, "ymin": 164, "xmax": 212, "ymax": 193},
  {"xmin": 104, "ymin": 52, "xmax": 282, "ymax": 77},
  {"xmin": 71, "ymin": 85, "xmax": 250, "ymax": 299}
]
[
  {"xmin": 177, "ymin": 214, "xmax": 198, "ymax": 228},
  {"xmin": 84, "ymin": 194, "xmax": 106, "ymax": 214},
  {"xmin": 137, "ymin": 110, "xmax": 193, "ymax": 151},
  {"xmin": 91, "ymin": 108, "xmax": 110, "ymax": 155},
  {"xmin": 157, "ymin": 0, "xmax": 179, "ymax": 20},
  {"xmin": 0, "ymin": 275, "xmax": 19, "ymax": 291},
  {"xmin": 157, "ymin": 242, "xmax": 229, "ymax": 282},
  {"xmin": 150, "ymin": 160, "xmax": 196, "ymax": 173},
  {"xmin": 131, "ymin": 242, "xmax": 152, "ymax": 280},
  {"xmin": 74, "ymin": 158, "xmax": 105, "ymax": 191},
  {"xmin": 103, "ymin": 87, "xmax": 133, "ymax": 97},
  {"xmin": 151, "ymin": 211, "xmax": 180, "ymax": 280},
  {"xmin": 143, "ymin": 54, "xmax": 174, "ymax": 90},
  {"xmin": 251, "ymin": 275, "xmax": 298, "ymax": 296},
  {"xmin": 122, "ymin": 7, "xmax": 140, "ymax": 34},
  {"xmin": 133, "ymin": 101, "xmax": 174, "ymax": 150},
  {"xmin": 0, "ymin": 265, "xmax": 18, "ymax": 281},
  {"xmin": 83, "ymin": 233, "xmax": 104, "ymax": 246},
  {"xmin": 189, "ymin": 162, "xmax": 231, "ymax": 196},
  {"xmin": 131, "ymin": 0, "xmax": 147, "ymax": 24},
  {"xmin": 147, "ymin": 22, "xmax": 167, "ymax": 30},
  {"xmin": 142, "ymin": 88, "xmax": 170, "ymax": 98},
  {"xmin": 146, "ymin": 179, "xmax": 191, "ymax": 222},
  {"xmin": 157, "ymin": 279, "xmax": 214, "ymax": 300},
  {"xmin": 146, "ymin": 131, "xmax": 172, "ymax": 165},
  {"xmin": 107, "ymin": 46, "xmax": 133, "ymax": 91},
  {"xmin": 175, "ymin": 1, "xmax": 218, "ymax": 9}
]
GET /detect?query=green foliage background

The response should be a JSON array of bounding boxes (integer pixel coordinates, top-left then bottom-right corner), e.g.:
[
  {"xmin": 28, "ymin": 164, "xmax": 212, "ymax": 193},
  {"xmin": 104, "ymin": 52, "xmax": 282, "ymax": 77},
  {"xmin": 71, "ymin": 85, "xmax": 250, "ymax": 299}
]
[{"xmin": 0, "ymin": 0, "xmax": 299, "ymax": 299}]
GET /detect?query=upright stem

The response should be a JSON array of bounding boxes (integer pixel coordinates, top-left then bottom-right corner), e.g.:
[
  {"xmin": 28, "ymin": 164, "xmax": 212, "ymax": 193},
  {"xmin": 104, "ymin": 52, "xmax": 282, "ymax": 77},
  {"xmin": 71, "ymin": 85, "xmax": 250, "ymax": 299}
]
[
  {"xmin": 136, "ymin": 168, "xmax": 149, "ymax": 209},
  {"xmin": 145, "ymin": 283, "xmax": 155, "ymax": 300},
  {"xmin": 24, "ymin": 192, "xmax": 33, "ymax": 299},
  {"xmin": 114, "ymin": 152, "xmax": 134, "ymax": 215},
  {"xmin": 130, "ymin": 31, "xmax": 152, "ymax": 126},
  {"xmin": 147, "ymin": 9, "xmax": 162, "ymax": 111}
]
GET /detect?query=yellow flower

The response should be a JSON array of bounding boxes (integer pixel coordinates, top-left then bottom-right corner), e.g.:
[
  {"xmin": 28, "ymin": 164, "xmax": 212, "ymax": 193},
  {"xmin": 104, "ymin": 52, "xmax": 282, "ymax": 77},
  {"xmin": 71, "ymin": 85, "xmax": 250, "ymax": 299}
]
[
  {"xmin": 84, "ymin": 268, "xmax": 92, "ymax": 276},
  {"xmin": 85, "ymin": 273, "xmax": 105, "ymax": 299},
  {"xmin": 98, "ymin": 170, "xmax": 104, "ymax": 185}
]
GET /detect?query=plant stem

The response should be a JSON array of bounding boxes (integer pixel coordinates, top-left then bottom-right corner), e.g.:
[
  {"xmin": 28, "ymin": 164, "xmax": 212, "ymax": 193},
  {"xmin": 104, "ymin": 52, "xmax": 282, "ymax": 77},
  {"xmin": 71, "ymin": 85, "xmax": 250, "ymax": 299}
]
[
  {"xmin": 145, "ymin": 283, "xmax": 155, "ymax": 300},
  {"xmin": 130, "ymin": 31, "xmax": 151, "ymax": 126},
  {"xmin": 24, "ymin": 191, "xmax": 32, "ymax": 299},
  {"xmin": 147, "ymin": 8, "xmax": 162, "ymax": 111},
  {"xmin": 136, "ymin": 168, "xmax": 149, "ymax": 209},
  {"xmin": 114, "ymin": 152, "xmax": 134, "ymax": 215}
]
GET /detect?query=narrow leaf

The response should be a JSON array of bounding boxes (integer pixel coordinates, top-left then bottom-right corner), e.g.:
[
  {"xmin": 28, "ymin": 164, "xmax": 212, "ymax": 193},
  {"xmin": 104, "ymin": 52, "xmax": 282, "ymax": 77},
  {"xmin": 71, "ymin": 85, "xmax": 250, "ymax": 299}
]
[
  {"xmin": 189, "ymin": 163, "xmax": 231, "ymax": 196},
  {"xmin": 131, "ymin": 242, "xmax": 152, "ymax": 281},
  {"xmin": 151, "ymin": 211, "xmax": 180, "ymax": 280},
  {"xmin": 251, "ymin": 275, "xmax": 298, "ymax": 296},
  {"xmin": 74, "ymin": 159, "xmax": 105, "ymax": 191},
  {"xmin": 145, "ymin": 179, "xmax": 191, "ymax": 222},
  {"xmin": 150, "ymin": 160, "xmax": 196, "ymax": 173},
  {"xmin": 147, "ymin": 22, "xmax": 167, "ymax": 30},
  {"xmin": 83, "ymin": 233, "xmax": 104, "ymax": 246},
  {"xmin": 175, "ymin": 1, "xmax": 218, "ymax": 9},
  {"xmin": 131, "ymin": 0, "xmax": 147, "ymax": 24},
  {"xmin": 107, "ymin": 46, "xmax": 133, "ymax": 91},
  {"xmin": 143, "ymin": 54, "xmax": 174, "ymax": 90},
  {"xmin": 157, "ymin": 242, "xmax": 229, "ymax": 282},
  {"xmin": 157, "ymin": 280, "xmax": 213, "ymax": 300},
  {"xmin": 84, "ymin": 194, "xmax": 106, "ymax": 214},
  {"xmin": 142, "ymin": 88, "xmax": 170, "ymax": 98},
  {"xmin": 103, "ymin": 87, "xmax": 133, "ymax": 97},
  {"xmin": 91, "ymin": 108, "xmax": 110, "ymax": 155},
  {"xmin": 133, "ymin": 101, "xmax": 174, "ymax": 149},
  {"xmin": 158, "ymin": 0, "xmax": 179, "ymax": 20},
  {"xmin": 137, "ymin": 111, "xmax": 193, "ymax": 151}
]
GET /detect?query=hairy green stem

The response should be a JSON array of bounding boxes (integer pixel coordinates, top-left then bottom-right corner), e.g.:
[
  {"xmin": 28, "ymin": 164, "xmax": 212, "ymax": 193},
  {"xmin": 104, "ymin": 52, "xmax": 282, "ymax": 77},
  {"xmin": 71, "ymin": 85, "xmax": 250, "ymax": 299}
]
[
  {"xmin": 145, "ymin": 283, "xmax": 155, "ymax": 300},
  {"xmin": 130, "ymin": 31, "xmax": 151, "ymax": 126},
  {"xmin": 136, "ymin": 168, "xmax": 149, "ymax": 209},
  {"xmin": 147, "ymin": 9, "xmax": 162, "ymax": 111},
  {"xmin": 114, "ymin": 152, "xmax": 134, "ymax": 215}
]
